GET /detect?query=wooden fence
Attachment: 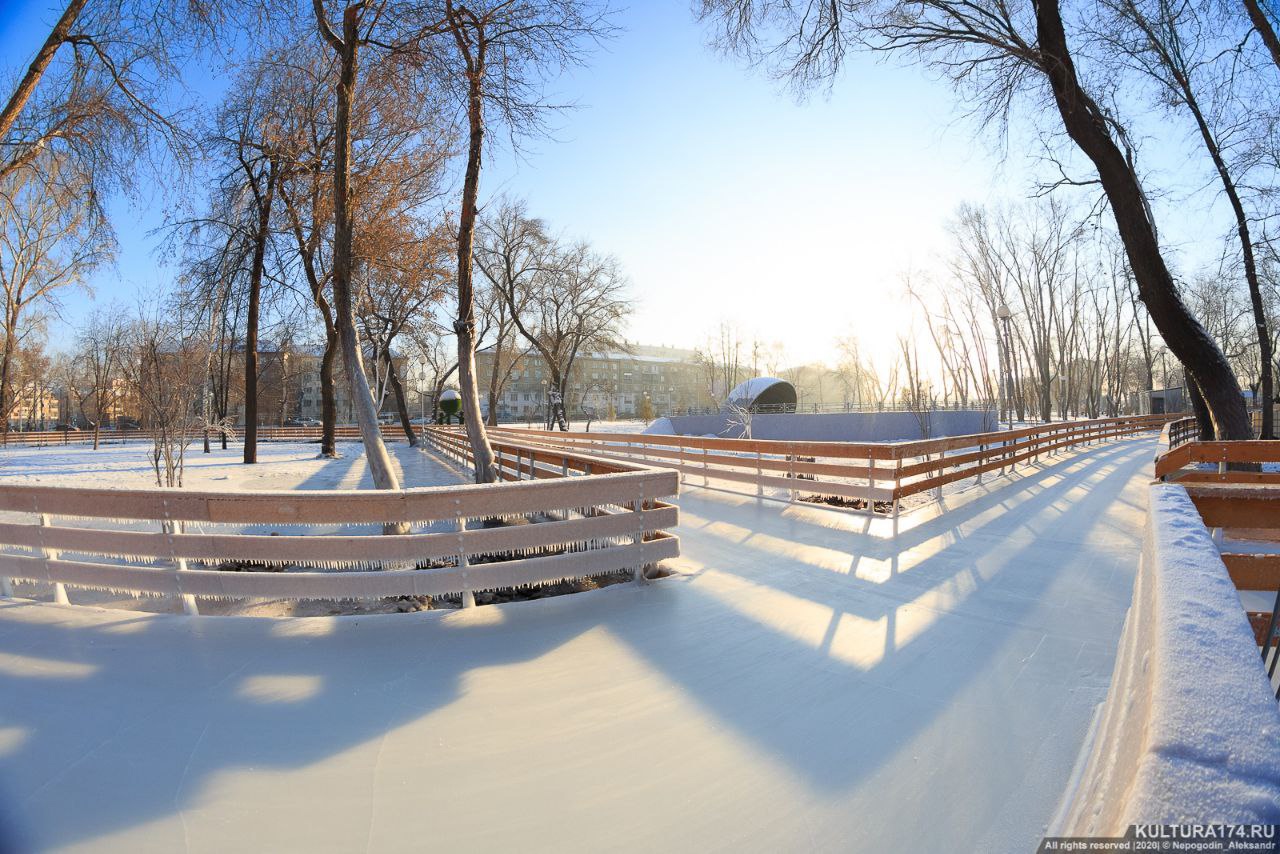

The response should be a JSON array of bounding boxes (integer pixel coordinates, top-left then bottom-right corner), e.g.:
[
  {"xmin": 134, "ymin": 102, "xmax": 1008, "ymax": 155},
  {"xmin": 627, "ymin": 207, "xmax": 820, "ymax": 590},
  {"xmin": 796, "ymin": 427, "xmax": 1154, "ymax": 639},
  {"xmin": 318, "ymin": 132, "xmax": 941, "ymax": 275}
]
[
  {"xmin": 0, "ymin": 432, "xmax": 679, "ymax": 615},
  {"xmin": 0, "ymin": 424, "xmax": 414, "ymax": 448},
  {"xmin": 1154, "ymin": 439, "xmax": 1280, "ymax": 687},
  {"xmin": 477, "ymin": 414, "xmax": 1173, "ymax": 513}
]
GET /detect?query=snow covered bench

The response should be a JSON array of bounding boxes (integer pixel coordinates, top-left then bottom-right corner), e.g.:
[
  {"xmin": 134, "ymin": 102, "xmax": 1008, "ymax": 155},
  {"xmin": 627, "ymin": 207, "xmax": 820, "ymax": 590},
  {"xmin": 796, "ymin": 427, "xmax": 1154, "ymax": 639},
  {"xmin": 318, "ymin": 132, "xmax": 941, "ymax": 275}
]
[{"xmin": 1055, "ymin": 483, "xmax": 1280, "ymax": 832}]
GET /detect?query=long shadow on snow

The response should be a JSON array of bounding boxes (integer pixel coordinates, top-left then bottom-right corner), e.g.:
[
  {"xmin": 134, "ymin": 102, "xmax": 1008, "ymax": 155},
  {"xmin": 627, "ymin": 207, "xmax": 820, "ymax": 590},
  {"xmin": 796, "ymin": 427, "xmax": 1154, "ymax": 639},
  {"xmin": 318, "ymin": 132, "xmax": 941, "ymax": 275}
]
[
  {"xmin": 0, "ymin": 596, "xmax": 613, "ymax": 851},
  {"xmin": 0, "ymin": 439, "xmax": 1151, "ymax": 849},
  {"xmin": 668, "ymin": 439, "xmax": 1143, "ymax": 626},
  {"xmin": 599, "ymin": 438, "xmax": 1151, "ymax": 793}
]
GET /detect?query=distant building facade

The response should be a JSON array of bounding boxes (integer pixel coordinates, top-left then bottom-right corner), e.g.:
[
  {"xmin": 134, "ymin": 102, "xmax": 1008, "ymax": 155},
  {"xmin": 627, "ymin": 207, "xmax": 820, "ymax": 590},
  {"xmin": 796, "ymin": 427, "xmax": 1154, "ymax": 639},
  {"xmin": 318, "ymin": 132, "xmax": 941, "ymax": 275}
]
[
  {"xmin": 8, "ymin": 383, "xmax": 60, "ymax": 430},
  {"xmin": 474, "ymin": 344, "xmax": 715, "ymax": 422},
  {"xmin": 225, "ymin": 346, "xmax": 409, "ymax": 426}
]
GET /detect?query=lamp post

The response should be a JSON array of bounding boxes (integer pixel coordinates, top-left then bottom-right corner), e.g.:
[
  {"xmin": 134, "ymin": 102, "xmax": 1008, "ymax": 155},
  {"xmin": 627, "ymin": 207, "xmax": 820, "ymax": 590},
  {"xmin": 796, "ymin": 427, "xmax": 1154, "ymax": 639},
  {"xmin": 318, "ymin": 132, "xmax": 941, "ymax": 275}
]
[
  {"xmin": 416, "ymin": 363, "xmax": 427, "ymax": 421},
  {"xmin": 996, "ymin": 303, "xmax": 1013, "ymax": 427}
]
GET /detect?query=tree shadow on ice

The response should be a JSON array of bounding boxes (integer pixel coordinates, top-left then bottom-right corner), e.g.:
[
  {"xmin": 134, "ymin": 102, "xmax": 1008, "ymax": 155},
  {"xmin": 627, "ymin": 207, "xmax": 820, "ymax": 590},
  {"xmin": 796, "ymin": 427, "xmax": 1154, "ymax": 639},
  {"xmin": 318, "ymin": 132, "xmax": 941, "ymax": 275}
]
[
  {"xmin": 599, "ymin": 438, "xmax": 1151, "ymax": 793},
  {"xmin": 0, "ymin": 438, "xmax": 1154, "ymax": 848},
  {"xmin": 0, "ymin": 597, "xmax": 609, "ymax": 851}
]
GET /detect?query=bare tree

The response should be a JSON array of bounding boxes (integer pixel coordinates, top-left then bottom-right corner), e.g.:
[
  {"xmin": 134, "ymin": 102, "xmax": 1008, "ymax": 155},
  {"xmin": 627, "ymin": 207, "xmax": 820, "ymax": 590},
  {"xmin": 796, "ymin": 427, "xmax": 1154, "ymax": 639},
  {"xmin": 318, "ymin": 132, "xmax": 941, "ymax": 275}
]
[
  {"xmin": 1096, "ymin": 0, "xmax": 1274, "ymax": 435},
  {"xmin": 698, "ymin": 0, "xmax": 1253, "ymax": 438},
  {"xmin": 0, "ymin": 1, "xmax": 220, "ymax": 188},
  {"xmin": 501, "ymin": 238, "xmax": 631, "ymax": 430},
  {"xmin": 356, "ymin": 220, "xmax": 452, "ymax": 445},
  {"xmin": 0, "ymin": 155, "xmax": 112, "ymax": 441},
  {"xmin": 310, "ymin": 2, "xmax": 405, "ymax": 491},
  {"xmin": 428, "ymin": 0, "xmax": 615, "ymax": 477},
  {"xmin": 474, "ymin": 198, "xmax": 543, "ymax": 425},
  {"xmin": 73, "ymin": 304, "xmax": 127, "ymax": 448},
  {"xmin": 122, "ymin": 303, "xmax": 224, "ymax": 488}
]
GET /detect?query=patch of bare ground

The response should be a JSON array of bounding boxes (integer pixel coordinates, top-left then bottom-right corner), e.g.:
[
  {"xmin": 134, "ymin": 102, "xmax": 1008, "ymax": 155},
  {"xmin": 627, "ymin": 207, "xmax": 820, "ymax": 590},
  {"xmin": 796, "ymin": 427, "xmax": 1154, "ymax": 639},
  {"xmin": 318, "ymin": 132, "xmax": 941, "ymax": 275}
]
[{"xmin": 798, "ymin": 494, "xmax": 895, "ymax": 514}]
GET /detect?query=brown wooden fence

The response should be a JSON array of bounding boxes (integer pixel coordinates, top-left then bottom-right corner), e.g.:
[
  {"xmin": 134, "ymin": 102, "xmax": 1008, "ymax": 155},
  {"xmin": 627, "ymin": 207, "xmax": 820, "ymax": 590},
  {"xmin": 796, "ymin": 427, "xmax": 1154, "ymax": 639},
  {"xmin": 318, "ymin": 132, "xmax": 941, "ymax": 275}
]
[
  {"xmin": 0, "ymin": 431, "xmax": 679, "ymax": 615},
  {"xmin": 476, "ymin": 414, "xmax": 1173, "ymax": 513},
  {"xmin": 0, "ymin": 424, "xmax": 413, "ymax": 448}
]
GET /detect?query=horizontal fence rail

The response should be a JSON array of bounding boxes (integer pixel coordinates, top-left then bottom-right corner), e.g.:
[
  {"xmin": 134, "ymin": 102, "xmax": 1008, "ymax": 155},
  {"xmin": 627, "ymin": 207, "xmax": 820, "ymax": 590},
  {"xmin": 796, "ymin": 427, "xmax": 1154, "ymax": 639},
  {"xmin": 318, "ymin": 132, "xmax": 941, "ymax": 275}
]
[
  {"xmin": 1155, "ymin": 439, "xmax": 1280, "ymax": 694},
  {"xmin": 0, "ymin": 425, "xmax": 419, "ymax": 448},
  {"xmin": 476, "ymin": 414, "xmax": 1173, "ymax": 512},
  {"xmin": 0, "ymin": 432, "xmax": 679, "ymax": 614}
]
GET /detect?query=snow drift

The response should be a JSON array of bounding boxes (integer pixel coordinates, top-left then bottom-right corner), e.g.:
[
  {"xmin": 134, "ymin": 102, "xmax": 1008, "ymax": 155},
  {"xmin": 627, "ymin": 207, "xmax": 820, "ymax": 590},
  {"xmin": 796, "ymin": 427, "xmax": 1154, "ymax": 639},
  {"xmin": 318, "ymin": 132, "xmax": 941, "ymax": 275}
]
[{"xmin": 1057, "ymin": 483, "xmax": 1280, "ymax": 831}]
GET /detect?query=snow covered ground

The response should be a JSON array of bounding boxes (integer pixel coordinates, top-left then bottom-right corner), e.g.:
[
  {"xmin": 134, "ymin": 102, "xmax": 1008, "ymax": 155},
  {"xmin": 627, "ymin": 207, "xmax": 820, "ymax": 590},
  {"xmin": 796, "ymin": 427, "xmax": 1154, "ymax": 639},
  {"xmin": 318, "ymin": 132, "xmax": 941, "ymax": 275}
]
[
  {"xmin": 0, "ymin": 436, "xmax": 1157, "ymax": 852},
  {"xmin": 0, "ymin": 439, "xmax": 462, "ymax": 492}
]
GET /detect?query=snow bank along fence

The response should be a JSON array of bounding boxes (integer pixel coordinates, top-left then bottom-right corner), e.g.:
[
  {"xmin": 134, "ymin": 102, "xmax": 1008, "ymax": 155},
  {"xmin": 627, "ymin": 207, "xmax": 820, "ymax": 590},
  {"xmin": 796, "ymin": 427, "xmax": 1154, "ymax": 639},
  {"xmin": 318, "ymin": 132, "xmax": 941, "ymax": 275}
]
[
  {"xmin": 479, "ymin": 415, "xmax": 1174, "ymax": 513},
  {"xmin": 1156, "ymin": 439, "xmax": 1280, "ymax": 692},
  {"xmin": 0, "ymin": 434, "xmax": 679, "ymax": 615},
  {"xmin": 1055, "ymin": 483, "xmax": 1280, "ymax": 832}
]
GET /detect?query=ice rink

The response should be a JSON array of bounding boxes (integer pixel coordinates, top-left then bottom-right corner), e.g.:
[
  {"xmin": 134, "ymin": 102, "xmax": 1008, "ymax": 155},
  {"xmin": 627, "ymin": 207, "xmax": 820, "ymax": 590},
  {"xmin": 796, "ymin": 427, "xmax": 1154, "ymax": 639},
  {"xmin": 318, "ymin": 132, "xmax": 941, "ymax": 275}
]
[{"xmin": 0, "ymin": 437, "xmax": 1155, "ymax": 852}]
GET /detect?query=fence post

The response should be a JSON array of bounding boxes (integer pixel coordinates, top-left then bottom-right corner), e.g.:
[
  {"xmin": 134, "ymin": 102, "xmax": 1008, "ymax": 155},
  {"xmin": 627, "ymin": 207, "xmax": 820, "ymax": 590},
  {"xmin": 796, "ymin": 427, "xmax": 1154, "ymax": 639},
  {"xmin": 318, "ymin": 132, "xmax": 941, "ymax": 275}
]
[
  {"xmin": 456, "ymin": 504, "xmax": 475, "ymax": 608},
  {"xmin": 632, "ymin": 496, "xmax": 647, "ymax": 584},
  {"xmin": 891, "ymin": 456, "xmax": 902, "ymax": 536},
  {"xmin": 703, "ymin": 445, "xmax": 710, "ymax": 487},
  {"xmin": 976, "ymin": 444, "xmax": 984, "ymax": 485},
  {"xmin": 788, "ymin": 451, "xmax": 796, "ymax": 503},
  {"xmin": 167, "ymin": 518, "xmax": 199, "ymax": 616},
  {"xmin": 38, "ymin": 514, "xmax": 70, "ymax": 606},
  {"xmin": 756, "ymin": 450, "xmax": 764, "ymax": 498},
  {"xmin": 865, "ymin": 454, "xmax": 876, "ymax": 511}
]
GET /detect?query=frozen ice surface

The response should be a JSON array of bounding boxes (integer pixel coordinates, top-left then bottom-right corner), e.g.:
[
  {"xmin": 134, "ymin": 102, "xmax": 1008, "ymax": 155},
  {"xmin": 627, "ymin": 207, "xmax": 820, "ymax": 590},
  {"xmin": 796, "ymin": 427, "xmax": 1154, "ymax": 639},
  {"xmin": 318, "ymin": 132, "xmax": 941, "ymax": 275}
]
[{"xmin": 0, "ymin": 438, "xmax": 1159, "ymax": 852}]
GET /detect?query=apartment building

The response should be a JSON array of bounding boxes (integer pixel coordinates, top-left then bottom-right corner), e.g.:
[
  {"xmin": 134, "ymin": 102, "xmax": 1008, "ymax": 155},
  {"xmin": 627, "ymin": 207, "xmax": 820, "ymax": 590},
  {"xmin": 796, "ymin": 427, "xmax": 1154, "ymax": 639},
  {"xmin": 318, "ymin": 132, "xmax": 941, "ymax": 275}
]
[{"xmin": 474, "ymin": 344, "xmax": 714, "ymax": 422}]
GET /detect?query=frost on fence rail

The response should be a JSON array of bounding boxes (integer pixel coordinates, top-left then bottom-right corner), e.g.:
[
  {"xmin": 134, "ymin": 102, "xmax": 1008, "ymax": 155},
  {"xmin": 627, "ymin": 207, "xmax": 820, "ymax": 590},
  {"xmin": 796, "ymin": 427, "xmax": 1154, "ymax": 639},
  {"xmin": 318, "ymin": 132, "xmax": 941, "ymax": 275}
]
[{"xmin": 0, "ymin": 434, "xmax": 680, "ymax": 613}]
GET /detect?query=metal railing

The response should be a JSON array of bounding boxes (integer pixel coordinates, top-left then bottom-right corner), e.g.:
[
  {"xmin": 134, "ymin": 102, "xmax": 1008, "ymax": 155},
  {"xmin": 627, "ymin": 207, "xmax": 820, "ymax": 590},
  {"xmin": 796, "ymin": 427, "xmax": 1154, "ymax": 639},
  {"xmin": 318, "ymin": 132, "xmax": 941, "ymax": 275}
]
[
  {"xmin": 1163, "ymin": 416, "xmax": 1199, "ymax": 451},
  {"xmin": 0, "ymin": 431, "xmax": 679, "ymax": 615}
]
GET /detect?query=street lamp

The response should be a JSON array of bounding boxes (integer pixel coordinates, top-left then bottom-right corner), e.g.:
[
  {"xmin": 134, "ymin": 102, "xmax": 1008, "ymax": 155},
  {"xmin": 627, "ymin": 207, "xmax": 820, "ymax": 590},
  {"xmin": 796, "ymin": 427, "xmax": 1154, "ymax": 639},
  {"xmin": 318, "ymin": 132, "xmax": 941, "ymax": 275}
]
[
  {"xmin": 416, "ymin": 363, "xmax": 428, "ymax": 420},
  {"xmin": 996, "ymin": 303, "xmax": 1013, "ymax": 427}
]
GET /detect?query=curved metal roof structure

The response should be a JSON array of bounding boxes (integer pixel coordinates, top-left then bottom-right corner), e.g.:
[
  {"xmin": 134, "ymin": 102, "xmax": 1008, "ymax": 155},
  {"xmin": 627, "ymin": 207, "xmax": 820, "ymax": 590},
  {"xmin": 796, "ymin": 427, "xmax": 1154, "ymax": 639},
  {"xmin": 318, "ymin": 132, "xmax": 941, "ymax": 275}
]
[{"xmin": 724, "ymin": 377, "xmax": 797, "ymax": 412}]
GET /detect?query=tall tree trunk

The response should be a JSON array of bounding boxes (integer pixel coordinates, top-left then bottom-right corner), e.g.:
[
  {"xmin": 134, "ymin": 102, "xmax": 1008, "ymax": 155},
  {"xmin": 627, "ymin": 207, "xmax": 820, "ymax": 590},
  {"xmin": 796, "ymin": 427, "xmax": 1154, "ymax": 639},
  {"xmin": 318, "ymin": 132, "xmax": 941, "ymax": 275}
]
[
  {"xmin": 1033, "ymin": 0, "xmax": 1251, "ymax": 439},
  {"xmin": 1150, "ymin": 39, "xmax": 1274, "ymax": 437},
  {"xmin": 320, "ymin": 329, "xmax": 338, "ymax": 457},
  {"xmin": 451, "ymin": 30, "xmax": 498, "ymax": 483},
  {"xmin": 486, "ymin": 346, "xmax": 503, "ymax": 426},
  {"xmin": 386, "ymin": 356, "xmax": 417, "ymax": 446},
  {"xmin": 556, "ymin": 377, "xmax": 570, "ymax": 431},
  {"xmin": 0, "ymin": 0, "xmax": 87, "ymax": 178},
  {"xmin": 243, "ymin": 163, "xmax": 277, "ymax": 465},
  {"xmin": 0, "ymin": 320, "xmax": 14, "ymax": 443},
  {"xmin": 1187, "ymin": 372, "xmax": 1214, "ymax": 440},
  {"xmin": 1243, "ymin": 0, "xmax": 1280, "ymax": 72},
  {"xmin": 321, "ymin": 3, "xmax": 403, "ymax": 494}
]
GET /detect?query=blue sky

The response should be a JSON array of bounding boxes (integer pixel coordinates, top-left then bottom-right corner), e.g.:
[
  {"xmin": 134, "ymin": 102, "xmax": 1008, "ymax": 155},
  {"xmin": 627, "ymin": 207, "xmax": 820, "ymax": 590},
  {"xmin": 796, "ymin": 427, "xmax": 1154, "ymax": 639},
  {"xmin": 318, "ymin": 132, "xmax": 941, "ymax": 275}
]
[{"xmin": 0, "ymin": 1, "xmax": 1226, "ymax": 368}]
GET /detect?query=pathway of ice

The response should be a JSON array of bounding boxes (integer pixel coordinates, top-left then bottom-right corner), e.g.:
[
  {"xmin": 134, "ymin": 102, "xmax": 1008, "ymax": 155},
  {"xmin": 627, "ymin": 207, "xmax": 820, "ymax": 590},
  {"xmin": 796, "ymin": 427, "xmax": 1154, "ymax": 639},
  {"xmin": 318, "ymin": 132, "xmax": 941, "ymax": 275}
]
[{"xmin": 0, "ymin": 437, "xmax": 1154, "ymax": 852}]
